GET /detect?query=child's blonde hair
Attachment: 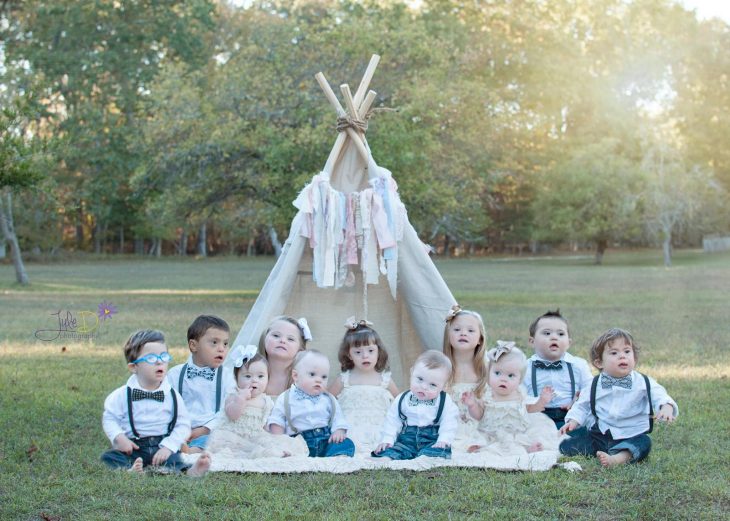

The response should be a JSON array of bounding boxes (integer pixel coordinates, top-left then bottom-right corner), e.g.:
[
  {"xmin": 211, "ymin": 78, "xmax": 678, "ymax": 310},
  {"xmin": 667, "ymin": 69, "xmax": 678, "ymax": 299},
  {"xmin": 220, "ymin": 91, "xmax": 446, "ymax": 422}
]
[
  {"xmin": 590, "ymin": 328, "xmax": 639, "ymax": 369},
  {"xmin": 413, "ymin": 350, "xmax": 452, "ymax": 374},
  {"xmin": 338, "ymin": 320, "xmax": 390, "ymax": 372},
  {"xmin": 486, "ymin": 343, "xmax": 528, "ymax": 380},
  {"xmin": 442, "ymin": 306, "xmax": 488, "ymax": 397},
  {"xmin": 292, "ymin": 349, "xmax": 329, "ymax": 371},
  {"xmin": 257, "ymin": 315, "xmax": 308, "ymax": 359}
]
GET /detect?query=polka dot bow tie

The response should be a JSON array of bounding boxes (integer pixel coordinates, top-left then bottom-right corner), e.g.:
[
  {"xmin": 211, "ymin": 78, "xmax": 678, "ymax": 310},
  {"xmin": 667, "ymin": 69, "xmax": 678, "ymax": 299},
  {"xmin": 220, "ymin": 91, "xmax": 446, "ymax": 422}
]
[
  {"xmin": 131, "ymin": 389, "xmax": 165, "ymax": 402},
  {"xmin": 186, "ymin": 366, "xmax": 215, "ymax": 381},
  {"xmin": 534, "ymin": 360, "xmax": 562, "ymax": 370},
  {"xmin": 601, "ymin": 374, "xmax": 632, "ymax": 390}
]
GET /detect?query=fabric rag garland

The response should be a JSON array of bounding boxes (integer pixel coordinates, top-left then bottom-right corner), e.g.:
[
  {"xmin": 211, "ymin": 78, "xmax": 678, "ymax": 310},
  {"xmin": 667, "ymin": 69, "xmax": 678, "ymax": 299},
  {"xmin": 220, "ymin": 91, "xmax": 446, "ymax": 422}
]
[{"xmin": 293, "ymin": 170, "xmax": 406, "ymax": 299}]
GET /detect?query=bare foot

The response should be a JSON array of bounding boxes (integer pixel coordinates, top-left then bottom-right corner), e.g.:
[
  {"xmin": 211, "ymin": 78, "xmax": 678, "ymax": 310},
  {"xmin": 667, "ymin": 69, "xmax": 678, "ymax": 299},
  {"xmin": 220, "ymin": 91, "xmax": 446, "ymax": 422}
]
[
  {"xmin": 527, "ymin": 442, "xmax": 544, "ymax": 453},
  {"xmin": 597, "ymin": 450, "xmax": 631, "ymax": 467},
  {"xmin": 128, "ymin": 457, "xmax": 144, "ymax": 474},
  {"xmin": 467, "ymin": 445, "xmax": 482, "ymax": 453},
  {"xmin": 187, "ymin": 452, "xmax": 211, "ymax": 477}
]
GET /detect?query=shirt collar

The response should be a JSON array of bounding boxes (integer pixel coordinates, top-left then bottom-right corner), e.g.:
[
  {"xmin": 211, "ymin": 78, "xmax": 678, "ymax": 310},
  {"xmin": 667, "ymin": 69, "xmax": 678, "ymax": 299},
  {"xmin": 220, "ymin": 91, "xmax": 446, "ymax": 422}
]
[{"xmin": 126, "ymin": 374, "xmax": 171, "ymax": 393}]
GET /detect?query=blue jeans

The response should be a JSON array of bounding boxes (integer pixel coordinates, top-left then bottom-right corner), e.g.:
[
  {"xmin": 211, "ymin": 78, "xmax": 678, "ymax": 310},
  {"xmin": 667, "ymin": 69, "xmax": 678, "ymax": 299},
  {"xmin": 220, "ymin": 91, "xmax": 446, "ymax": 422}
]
[
  {"xmin": 371, "ymin": 425, "xmax": 451, "ymax": 460},
  {"xmin": 543, "ymin": 408, "xmax": 588, "ymax": 437},
  {"xmin": 560, "ymin": 425, "xmax": 652, "ymax": 463},
  {"xmin": 298, "ymin": 427, "xmax": 355, "ymax": 458},
  {"xmin": 101, "ymin": 436, "xmax": 190, "ymax": 472},
  {"xmin": 188, "ymin": 434, "xmax": 209, "ymax": 449}
]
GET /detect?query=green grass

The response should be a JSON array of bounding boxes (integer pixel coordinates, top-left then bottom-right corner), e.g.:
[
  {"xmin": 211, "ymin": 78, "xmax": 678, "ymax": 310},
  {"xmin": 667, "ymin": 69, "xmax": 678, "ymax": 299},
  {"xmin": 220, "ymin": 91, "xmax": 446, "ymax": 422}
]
[{"xmin": 1, "ymin": 249, "xmax": 729, "ymax": 520}]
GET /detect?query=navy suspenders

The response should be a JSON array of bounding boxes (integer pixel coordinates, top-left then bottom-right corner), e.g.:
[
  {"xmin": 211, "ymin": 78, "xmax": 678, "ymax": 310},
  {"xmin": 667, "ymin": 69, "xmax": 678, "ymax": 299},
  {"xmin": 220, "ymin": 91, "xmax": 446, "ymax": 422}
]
[
  {"xmin": 126, "ymin": 387, "xmax": 178, "ymax": 439},
  {"xmin": 283, "ymin": 390, "xmax": 337, "ymax": 435},
  {"xmin": 397, "ymin": 391, "xmax": 446, "ymax": 432},
  {"xmin": 531, "ymin": 361, "xmax": 575, "ymax": 400},
  {"xmin": 178, "ymin": 363, "xmax": 223, "ymax": 412},
  {"xmin": 589, "ymin": 373, "xmax": 654, "ymax": 434}
]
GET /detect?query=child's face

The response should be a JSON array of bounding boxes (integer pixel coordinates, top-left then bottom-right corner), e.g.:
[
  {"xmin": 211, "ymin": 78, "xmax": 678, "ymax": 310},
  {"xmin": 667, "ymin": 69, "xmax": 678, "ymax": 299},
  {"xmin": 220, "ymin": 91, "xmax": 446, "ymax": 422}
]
[
  {"xmin": 409, "ymin": 362, "xmax": 449, "ymax": 401},
  {"xmin": 292, "ymin": 354, "xmax": 329, "ymax": 396},
  {"xmin": 488, "ymin": 357, "xmax": 523, "ymax": 398},
  {"xmin": 448, "ymin": 314, "xmax": 482, "ymax": 353},
  {"xmin": 349, "ymin": 343, "xmax": 379, "ymax": 371},
  {"xmin": 529, "ymin": 317, "xmax": 571, "ymax": 362},
  {"xmin": 190, "ymin": 327, "xmax": 230, "ymax": 369},
  {"xmin": 237, "ymin": 360, "xmax": 269, "ymax": 398},
  {"xmin": 264, "ymin": 320, "xmax": 303, "ymax": 362},
  {"xmin": 595, "ymin": 338, "xmax": 636, "ymax": 378},
  {"xmin": 128, "ymin": 341, "xmax": 170, "ymax": 390}
]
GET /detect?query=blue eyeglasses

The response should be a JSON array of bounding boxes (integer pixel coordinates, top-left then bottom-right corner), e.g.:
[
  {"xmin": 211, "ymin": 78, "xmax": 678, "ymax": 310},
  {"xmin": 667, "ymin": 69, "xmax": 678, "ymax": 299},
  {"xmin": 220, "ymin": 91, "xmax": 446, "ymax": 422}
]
[{"xmin": 132, "ymin": 352, "xmax": 173, "ymax": 365}]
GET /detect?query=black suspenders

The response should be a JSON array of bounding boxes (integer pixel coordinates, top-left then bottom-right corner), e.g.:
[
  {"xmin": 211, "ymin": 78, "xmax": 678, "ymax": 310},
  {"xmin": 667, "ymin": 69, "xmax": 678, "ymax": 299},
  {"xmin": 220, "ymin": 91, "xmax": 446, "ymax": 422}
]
[
  {"xmin": 531, "ymin": 361, "xmax": 575, "ymax": 399},
  {"xmin": 590, "ymin": 373, "xmax": 654, "ymax": 433},
  {"xmin": 178, "ymin": 363, "xmax": 223, "ymax": 412},
  {"xmin": 397, "ymin": 391, "xmax": 446, "ymax": 432},
  {"xmin": 126, "ymin": 387, "xmax": 178, "ymax": 439}
]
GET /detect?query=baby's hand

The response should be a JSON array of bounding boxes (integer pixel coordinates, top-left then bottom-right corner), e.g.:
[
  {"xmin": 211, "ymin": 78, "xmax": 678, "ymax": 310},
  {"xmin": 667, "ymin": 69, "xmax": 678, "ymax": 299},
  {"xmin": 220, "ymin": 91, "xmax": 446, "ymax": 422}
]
[
  {"xmin": 374, "ymin": 443, "xmax": 392, "ymax": 454},
  {"xmin": 655, "ymin": 404, "xmax": 676, "ymax": 424},
  {"xmin": 151, "ymin": 446, "xmax": 172, "ymax": 466},
  {"xmin": 539, "ymin": 386, "xmax": 555, "ymax": 406},
  {"xmin": 237, "ymin": 387, "xmax": 253, "ymax": 401},
  {"xmin": 559, "ymin": 420, "xmax": 580, "ymax": 435},
  {"xmin": 461, "ymin": 391, "xmax": 477, "ymax": 407},
  {"xmin": 113, "ymin": 434, "xmax": 139, "ymax": 455},
  {"xmin": 432, "ymin": 441, "xmax": 449, "ymax": 449},
  {"xmin": 329, "ymin": 429, "xmax": 347, "ymax": 444}
]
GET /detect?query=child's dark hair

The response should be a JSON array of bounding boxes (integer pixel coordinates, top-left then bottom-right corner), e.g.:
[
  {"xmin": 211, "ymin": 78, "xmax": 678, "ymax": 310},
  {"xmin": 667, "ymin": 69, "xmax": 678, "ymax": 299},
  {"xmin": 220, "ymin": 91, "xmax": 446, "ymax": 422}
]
[
  {"xmin": 338, "ymin": 323, "xmax": 389, "ymax": 372},
  {"xmin": 590, "ymin": 328, "xmax": 639, "ymax": 368},
  {"xmin": 124, "ymin": 329, "xmax": 165, "ymax": 363},
  {"xmin": 233, "ymin": 353, "xmax": 268, "ymax": 380},
  {"xmin": 529, "ymin": 309, "xmax": 570, "ymax": 337},
  {"xmin": 187, "ymin": 315, "xmax": 230, "ymax": 342}
]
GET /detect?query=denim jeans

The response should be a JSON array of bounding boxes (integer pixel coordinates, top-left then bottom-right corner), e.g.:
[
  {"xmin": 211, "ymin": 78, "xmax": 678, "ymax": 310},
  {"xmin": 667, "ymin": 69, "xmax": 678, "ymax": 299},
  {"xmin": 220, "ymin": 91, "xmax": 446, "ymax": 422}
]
[
  {"xmin": 559, "ymin": 425, "xmax": 652, "ymax": 463},
  {"xmin": 371, "ymin": 425, "xmax": 451, "ymax": 460},
  {"xmin": 543, "ymin": 408, "xmax": 587, "ymax": 437},
  {"xmin": 187, "ymin": 434, "xmax": 209, "ymax": 449},
  {"xmin": 298, "ymin": 427, "xmax": 355, "ymax": 457},
  {"xmin": 100, "ymin": 436, "xmax": 190, "ymax": 472}
]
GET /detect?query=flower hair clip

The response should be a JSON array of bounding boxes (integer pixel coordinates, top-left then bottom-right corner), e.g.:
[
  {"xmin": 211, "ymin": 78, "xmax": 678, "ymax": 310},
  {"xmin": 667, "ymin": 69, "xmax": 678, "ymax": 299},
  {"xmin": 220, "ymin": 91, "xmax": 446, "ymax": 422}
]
[
  {"xmin": 445, "ymin": 304, "xmax": 462, "ymax": 323},
  {"xmin": 297, "ymin": 317, "xmax": 313, "ymax": 342},
  {"xmin": 344, "ymin": 316, "xmax": 374, "ymax": 330},
  {"xmin": 487, "ymin": 340, "xmax": 516, "ymax": 362},
  {"xmin": 231, "ymin": 344, "xmax": 258, "ymax": 368}
]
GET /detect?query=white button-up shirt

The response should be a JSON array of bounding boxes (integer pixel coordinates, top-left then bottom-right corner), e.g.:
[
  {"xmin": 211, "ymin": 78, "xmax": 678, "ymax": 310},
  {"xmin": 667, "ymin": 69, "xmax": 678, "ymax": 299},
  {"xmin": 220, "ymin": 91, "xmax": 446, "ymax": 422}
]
[
  {"xmin": 379, "ymin": 391, "xmax": 459, "ymax": 446},
  {"xmin": 522, "ymin": 352, "xmax": 594, "ymax": 408},
  {"xmin": 102, "ymin": 375, "xmax": 191, "ymax": 453},
  {"xmin": 167, "ymin": 356, "xmax": 236, "ymax": 429},
  {"xmin": 565, "ymin": 371, "xmax": 679, "ymax": 439},
  {"xmin": 267, "ymin": 385, "xmax": 350, "ymax": 435}
]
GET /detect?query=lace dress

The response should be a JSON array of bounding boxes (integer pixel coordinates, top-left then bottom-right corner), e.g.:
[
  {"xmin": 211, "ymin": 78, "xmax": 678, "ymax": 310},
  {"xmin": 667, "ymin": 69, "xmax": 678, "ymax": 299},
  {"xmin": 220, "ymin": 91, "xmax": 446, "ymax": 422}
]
[
  {"xmin": 337, "ymin": 371, "xmax": 394, "ymax": 455},
  {"xmin": 448, "ymin": 382, "xmax": 488, "ymax": 453},
  {"xmin": 207, "ymin": 393, "xmax": 308, "ymax": 458},
  {"xmin": 475, "ymin": 387, "xmax": 559, "ymax": 456}
]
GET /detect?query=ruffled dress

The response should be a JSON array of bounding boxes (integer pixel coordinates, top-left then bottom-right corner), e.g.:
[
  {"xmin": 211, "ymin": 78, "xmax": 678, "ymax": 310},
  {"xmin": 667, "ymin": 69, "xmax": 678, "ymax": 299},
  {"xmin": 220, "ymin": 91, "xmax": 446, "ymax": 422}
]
[
  {"xmin": 448, "ymin": 382, "xmax": 488, "ymax": 453},
  {"xmin": 337, "ymin": 371, "xmax": 394, "ymax": 455},
  {"xmin": 207, "ymin": 392, "xmax": 308, "ymax": 458},
  {"xmin": 475, "ymin": 388, "xmax": 559, "ymax": 456}
]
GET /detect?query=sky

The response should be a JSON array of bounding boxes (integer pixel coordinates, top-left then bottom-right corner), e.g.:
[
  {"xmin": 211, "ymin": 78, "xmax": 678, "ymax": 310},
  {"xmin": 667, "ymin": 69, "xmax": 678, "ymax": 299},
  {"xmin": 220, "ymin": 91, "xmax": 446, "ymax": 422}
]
[{"xmin": 679, "ymin": 0, "xmax": 730, "ymax": 21}]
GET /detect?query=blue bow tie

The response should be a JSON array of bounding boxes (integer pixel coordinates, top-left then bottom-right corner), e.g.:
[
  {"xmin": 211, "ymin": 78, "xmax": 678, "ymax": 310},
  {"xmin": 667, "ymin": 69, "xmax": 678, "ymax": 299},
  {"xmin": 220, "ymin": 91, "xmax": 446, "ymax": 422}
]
[
  {"xmin": 186, "ymin": 365, "xmax": 216, "ymax": 381},
  {"xmin": 601, "ymin": 374, "xmax": 632, "ymax": 389},
  {"xmin": 293, "ymin": 387, "xmax": 321, "ymax": 403},
  {"xmin": 131, "ymin": 389, "xmax": 165, "ymax": 402},
  {"xmin": 408, "ymin": 394, "xmax": 436, "ymax": 407},
  {"xmin": 534, "ymin": 360, "xmax": 563, "ymax": 370}
]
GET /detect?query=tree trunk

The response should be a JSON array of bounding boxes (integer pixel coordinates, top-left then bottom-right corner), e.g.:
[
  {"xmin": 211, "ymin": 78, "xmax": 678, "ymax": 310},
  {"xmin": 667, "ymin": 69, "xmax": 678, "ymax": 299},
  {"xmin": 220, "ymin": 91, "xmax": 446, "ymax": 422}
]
[
  {"xmin": 178, "ymin": 229, "xmax": 188, "ymax": 256},
  {"xmin": 595, "ymin": 238, "xmax": 607, "ymax": 265},
  {"xmin": 93, "ymin": 220, "xmax": 102, "ymax": 254},
  {"xmin": 247, "ymin": 237, "xmax": 255, "ymax": 257},
  {"xmin": 662, "ymin": 228, "xmax": 672, "ymax": 268},
  {"xmin": 198, "ymin": 222, "xmax": 207, "ymax": 257},
  {"xmin": 134, "ymin": 237, "xmax": 144, "ymax": 255},
  {"xmin": 119, "ymin": 226, "xmax": 124, "ymax": 254},
  {"xmin": 268, "ymin": 225, "xmax": 282, "ymax": 257},
  {"xmin": 443, "ymin": 234, "xmax": 451, "ymax": 257},
  {"xmin": 0, "ymin": 191, "xmax": 30, "ymax": 285}
]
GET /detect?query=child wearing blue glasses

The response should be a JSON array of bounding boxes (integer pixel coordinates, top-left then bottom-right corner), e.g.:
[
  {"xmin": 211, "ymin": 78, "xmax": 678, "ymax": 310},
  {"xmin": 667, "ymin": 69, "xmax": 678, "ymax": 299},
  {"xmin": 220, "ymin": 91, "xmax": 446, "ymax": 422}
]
[{"xmin": 101, "ymin": 329, "xmax": 210, "ymax": 476}]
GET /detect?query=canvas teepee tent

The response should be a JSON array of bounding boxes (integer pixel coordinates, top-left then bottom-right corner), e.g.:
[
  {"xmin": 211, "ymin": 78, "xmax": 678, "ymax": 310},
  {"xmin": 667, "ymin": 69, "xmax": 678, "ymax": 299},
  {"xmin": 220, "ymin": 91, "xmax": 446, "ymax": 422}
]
[{"xmin": 232, "ymin": 55, "xmax": 456, "ymax": 386}]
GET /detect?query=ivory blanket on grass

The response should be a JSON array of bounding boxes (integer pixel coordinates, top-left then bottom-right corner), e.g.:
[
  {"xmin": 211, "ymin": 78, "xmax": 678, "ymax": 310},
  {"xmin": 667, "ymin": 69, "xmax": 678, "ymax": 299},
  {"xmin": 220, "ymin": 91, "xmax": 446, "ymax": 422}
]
[{"xmin": 182, "ymin": 451, "xmax": 580, "ymax": 474}]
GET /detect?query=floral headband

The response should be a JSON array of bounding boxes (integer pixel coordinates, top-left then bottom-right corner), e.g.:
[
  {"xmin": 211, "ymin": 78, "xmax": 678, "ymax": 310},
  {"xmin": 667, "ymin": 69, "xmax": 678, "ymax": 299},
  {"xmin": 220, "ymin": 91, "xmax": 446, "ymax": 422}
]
[
  {"xmin": 230, "ymin": 344, "xmax": 258, "ymax": 368},
  {"xmin": 344, "ymin": 316, "xmax": 374, "ymax": 330},
  {"xmin": 297, "ymin": 317, "xmax": 313, "ymax": 342},
  {"xmin": 486, "ymin": 340, "xmax": 516, "ymax": 362},
  {"xmin": 445, "ymin": 304, "xmax": 462, "ymax": 322}
]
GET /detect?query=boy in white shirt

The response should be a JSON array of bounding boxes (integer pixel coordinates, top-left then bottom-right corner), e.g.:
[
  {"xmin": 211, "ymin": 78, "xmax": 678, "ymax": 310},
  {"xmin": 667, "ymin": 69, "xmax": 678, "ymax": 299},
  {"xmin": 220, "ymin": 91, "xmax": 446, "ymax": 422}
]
[
  {"xmin": 167, "ymin": 315, "xmax": 234, "ymax": 453},
  {"xmin": 523, "ymin": 310, "xmax": 593, "ymax": 429},
  {"xmin": 372, "ymin": 350, "xmax": 459, "ymax": 460},
  {"xmin": 268, "ymin": 350, "xmax": 355, "ymax": 457},
  {"xmin": 101, "ymin": 330, "xmax": 209, "ymax": 475},
  {"xmin": 560, "ymin": 328, "xmax": 678, "ymax": 467}
]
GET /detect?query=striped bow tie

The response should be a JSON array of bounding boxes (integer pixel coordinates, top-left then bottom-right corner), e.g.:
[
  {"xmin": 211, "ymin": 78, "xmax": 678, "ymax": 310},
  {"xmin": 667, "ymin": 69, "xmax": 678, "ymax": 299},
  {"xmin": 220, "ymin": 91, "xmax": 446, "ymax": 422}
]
[
  {"xmin": 186, "ymin": 366, "xmax": 215, "ymax": 381},
  {"xmin": 131, "ymin": 389, "xmax": 165, "ymax": 402},
  {"xmin": 293, "ymin": 387, "xmax": 321, "ymax": 403},
  {"xmin": 409, "ymin": 394, "xmax": 436, "ymax": 407},
  {"xmin": 534, "ymin": 360, "xmax": 562, "ymax": 370},
  {"xmin": 601, "ymin": 374, "xmax": 632, "ymax": 389}
]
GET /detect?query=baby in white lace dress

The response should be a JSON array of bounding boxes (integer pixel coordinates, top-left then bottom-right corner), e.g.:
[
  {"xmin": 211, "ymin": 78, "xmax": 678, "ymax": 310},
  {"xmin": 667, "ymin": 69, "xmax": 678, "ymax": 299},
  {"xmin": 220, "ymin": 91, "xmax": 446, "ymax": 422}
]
[{"xmin": 328, "ymin": 318, "xmax": 399, "ymax": 455}]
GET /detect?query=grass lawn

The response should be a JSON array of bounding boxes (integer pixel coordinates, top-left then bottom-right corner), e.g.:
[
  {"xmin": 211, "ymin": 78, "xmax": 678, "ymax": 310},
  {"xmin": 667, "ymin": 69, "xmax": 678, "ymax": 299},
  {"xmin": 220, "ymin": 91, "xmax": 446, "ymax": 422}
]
[{"xmin": 1, "ymin": 249, "xmax": 729, "ymax": 520}]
